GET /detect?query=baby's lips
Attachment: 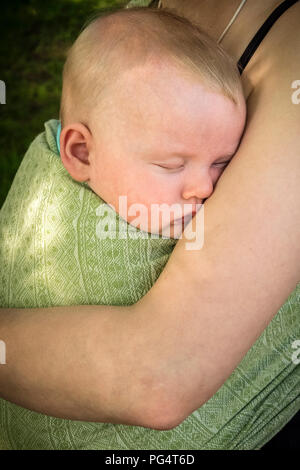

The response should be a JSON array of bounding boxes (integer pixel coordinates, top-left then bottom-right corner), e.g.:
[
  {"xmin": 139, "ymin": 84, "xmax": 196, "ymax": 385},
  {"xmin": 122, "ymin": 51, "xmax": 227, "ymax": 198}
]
[
  {"xmin": 192, "ymin": 202, "xmax": 204, "ymax": 216},
  {"xmin": 173, "ymin": 213, "xmax": 193, "ymax": 225}
]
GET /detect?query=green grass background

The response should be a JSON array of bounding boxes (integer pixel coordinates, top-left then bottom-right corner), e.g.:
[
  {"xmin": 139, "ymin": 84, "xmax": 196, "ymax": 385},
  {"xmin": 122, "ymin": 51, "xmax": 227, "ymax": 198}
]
[{"xmin": 0, "ymin": 0, "xmax": 129, "ymax": 209}]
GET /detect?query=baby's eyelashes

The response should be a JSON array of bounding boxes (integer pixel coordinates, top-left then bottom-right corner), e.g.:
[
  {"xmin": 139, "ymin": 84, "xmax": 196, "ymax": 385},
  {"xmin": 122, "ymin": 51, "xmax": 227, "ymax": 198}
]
[
  {"xmin": 212, "ymin": 160, "xmax": 231, "ymax": 168},
  {"xmin": 154, "ymin": 161, "xmax": 231, "ymax": 171},
  {"xmin": 154, "ymin": 163, "xmax": 185, "ymax": 171}
]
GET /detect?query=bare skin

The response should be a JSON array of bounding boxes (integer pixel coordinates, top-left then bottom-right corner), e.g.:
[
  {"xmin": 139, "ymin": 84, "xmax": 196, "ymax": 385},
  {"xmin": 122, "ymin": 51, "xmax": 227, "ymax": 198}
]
[{"xmin": 0, "ymin": 0, "xmax": 299, "ymax": 430}]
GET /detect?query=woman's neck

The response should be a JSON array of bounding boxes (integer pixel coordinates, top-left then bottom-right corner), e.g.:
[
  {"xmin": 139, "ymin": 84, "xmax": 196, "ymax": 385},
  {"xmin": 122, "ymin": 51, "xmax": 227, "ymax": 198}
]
[
  {"xmin": 161, "ymin": 0, "xmax": 285, "ymax": 98},
  {"xmin": 162, "ymin": 0, "xmax": 241, "ymax": 38},
  {"xmin": 220, "ymin": 0, "xmax": 285, "ymax": 57},
  {"xmin": 162, "ymin": 0, "xmax": 284, "ymax": 56}
]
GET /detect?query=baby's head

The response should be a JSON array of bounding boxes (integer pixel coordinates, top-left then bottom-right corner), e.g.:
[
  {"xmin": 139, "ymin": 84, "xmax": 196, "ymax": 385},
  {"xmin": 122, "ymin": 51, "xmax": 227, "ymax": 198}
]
[{"xmin": 59, "ymin": 7, "xmax": 246, "ymax": 238}]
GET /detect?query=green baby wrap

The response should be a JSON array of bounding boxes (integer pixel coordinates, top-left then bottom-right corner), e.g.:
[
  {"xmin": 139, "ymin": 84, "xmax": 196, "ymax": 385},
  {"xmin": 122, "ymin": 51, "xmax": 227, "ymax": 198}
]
[{"xmin": 0, "ymin": 119, "xmax": 299, "ymax": 450}]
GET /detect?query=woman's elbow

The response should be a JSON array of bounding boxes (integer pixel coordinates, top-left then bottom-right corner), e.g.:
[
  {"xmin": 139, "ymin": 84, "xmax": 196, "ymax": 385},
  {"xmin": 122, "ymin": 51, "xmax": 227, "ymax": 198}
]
[
  {"xmin": 142, "ymin": 394, "xmax": 210, "ymax": 431},
  {"xmin": 137, "ymin": 398, "xmax": 187, "ymax": 431},
  {"xmin": 135, "ymin": 384, "xmax": 206, "ymax": 431}
]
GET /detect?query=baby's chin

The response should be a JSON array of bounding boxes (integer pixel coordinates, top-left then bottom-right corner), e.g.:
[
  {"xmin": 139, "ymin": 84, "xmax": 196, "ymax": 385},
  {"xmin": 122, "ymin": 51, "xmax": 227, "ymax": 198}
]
[
  {"xmin": 128, "ymin": 217, "xmax": 189, "ymax": 240},
  {"xmin": 123, "ymin": 207, "xmax": 199, "ymax": 240}
]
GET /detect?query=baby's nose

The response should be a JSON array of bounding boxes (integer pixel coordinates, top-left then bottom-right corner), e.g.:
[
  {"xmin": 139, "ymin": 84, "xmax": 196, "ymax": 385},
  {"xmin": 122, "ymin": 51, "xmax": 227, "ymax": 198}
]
[{"xmin": 182, "ymin": 172, "xmax": 214, "ymax": 201}]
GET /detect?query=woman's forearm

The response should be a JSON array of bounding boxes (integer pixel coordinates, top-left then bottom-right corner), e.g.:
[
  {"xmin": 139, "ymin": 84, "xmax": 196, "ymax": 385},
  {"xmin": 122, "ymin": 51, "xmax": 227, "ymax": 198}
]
[{"xmin": 0, "ymin": 304, "xmax": 180, "ymax": 430}]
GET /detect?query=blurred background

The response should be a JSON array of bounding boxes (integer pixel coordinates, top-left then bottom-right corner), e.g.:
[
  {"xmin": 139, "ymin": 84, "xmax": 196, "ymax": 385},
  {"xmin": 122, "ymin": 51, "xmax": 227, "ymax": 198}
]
[{"xmin": 0, "ymin": 0, "xmax": 128, "ymax": 209}]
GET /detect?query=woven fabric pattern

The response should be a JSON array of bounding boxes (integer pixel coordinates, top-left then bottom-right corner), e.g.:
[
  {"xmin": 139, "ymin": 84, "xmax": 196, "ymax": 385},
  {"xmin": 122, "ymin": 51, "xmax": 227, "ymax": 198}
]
[{"xmin": 0, "ymin": 119, "xmax": 299, "ymax": 450}]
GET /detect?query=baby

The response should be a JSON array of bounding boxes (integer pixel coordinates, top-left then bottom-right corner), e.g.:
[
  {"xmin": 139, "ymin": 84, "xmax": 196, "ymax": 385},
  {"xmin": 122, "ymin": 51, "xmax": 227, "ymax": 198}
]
[{"xmin": 57, "ymin": 6, "xmax": 246, "ymax": 240}]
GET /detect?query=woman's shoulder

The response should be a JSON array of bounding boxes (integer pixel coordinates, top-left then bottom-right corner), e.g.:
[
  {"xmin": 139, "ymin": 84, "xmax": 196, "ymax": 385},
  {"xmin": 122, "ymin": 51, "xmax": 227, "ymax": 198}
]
[{"xmin": 244, "ymin": 2, "xmax": 300, "ymax": 92}]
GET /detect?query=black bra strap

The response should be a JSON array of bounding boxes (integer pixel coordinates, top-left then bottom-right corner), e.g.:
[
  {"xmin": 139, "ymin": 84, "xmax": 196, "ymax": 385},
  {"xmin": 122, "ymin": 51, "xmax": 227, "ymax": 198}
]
[{"xmin": 238, "ymin": 0, "xmax": 299, "ymax": 74}]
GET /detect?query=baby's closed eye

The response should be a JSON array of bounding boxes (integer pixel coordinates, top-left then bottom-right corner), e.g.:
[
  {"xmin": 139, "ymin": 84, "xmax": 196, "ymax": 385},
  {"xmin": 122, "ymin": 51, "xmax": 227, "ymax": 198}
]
[
  {"xmin": 153, "ymin": 163, "xmax": 185, "ymax": 171},
  {"xmin": 212, "ymin": 160, "xmax": 231, "ymax": 168}
]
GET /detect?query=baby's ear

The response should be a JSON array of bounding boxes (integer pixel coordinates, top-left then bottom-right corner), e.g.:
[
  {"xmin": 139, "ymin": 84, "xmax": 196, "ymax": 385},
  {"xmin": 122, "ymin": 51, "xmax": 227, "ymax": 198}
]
[{"xmin": 60, "ymin": 123, "xmax": 92, "ymax": 182}]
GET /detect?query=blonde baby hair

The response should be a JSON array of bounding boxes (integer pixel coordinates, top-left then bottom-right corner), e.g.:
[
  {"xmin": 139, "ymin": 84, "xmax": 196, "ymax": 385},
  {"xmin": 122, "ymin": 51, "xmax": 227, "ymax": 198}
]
[{"xmin": 60, "ymin": 6, "xmax": 243, "ymax": 127}]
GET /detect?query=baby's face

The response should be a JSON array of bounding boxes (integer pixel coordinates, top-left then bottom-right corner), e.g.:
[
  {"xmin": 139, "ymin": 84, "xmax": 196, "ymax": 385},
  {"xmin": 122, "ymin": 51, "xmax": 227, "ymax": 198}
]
[{"xmin": 88, "ymin": 61, "xmax": 246, "ymax": 238}]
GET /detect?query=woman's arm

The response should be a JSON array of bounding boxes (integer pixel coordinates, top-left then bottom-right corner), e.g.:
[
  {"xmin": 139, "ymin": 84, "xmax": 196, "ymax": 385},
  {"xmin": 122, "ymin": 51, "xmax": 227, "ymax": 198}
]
[{"xmin": 0, "ymin": 304, "xmax": 179, "ymax": 430}]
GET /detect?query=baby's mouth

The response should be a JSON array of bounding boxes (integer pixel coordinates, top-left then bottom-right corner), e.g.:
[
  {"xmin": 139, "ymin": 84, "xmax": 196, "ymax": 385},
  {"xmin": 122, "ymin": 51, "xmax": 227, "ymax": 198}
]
[{"xmin": 172, "ymin": 212, "xmax": 196, "ymax": 226}]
